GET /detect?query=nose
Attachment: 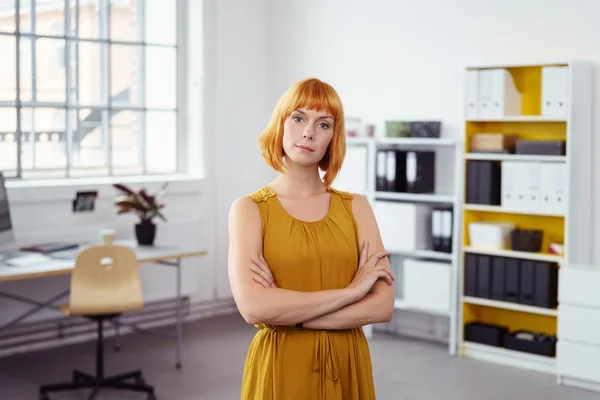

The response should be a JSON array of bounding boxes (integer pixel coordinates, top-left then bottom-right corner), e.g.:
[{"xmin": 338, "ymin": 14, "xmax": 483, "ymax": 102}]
[{"xmin": 303, "ymin": 125, "xmax": 315, "ymax": 140}]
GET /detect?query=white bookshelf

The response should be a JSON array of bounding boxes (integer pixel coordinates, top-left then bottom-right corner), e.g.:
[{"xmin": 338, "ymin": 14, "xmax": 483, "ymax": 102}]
[
  {"xmin": 462, "ymin": 296, "xmax": 558, "ymax": 317},
  {"xmin": 463, "ymin": 204, "xmax": 565, "ymax": 218},
  {"xmin": 458, "ymin": 60, "xmax": 595, "ymax": 385},
  {"xmin": 342, "ymin": 135, "xmax": 463, "ymax": 354},
  {"xmin": 464, "ymin": 153, "xmax": 566, "ymax": 163}
]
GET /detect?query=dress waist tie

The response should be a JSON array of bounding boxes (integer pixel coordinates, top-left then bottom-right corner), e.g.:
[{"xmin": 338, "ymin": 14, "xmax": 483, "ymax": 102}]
[{"xmin": 313, "ymin": 330, "xmax": 342, "ymax": 400}]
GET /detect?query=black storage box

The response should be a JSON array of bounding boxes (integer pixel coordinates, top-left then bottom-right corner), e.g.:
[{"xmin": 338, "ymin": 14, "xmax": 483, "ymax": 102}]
[
  {"xmin": 504, "ymin": 258, "xmax": 521, "ymax": 303},
  {"xmin": 409, "ymin": 121, "xmax": 441, "ymax": 138},
  {"xmin": 476, "ymin": 255, "xmax": 492, "ymax": 299},
  {"xmin": 464, "ymin": 254, "xmax": 478, "ymax": 297},
  {"xmin": 504, "ymin": 331, "xmax": 557, "ymax": 357},
  {"xmin": 378, "ymin": 149, "xmax": 407, "ymax": 192},
  {"xmin": 515, "ymin": 140, "xmax": 566, "ymax": 156},
  {"xmin": 519, "ymin": 260, "xmax": 536, "ymax": 305},
  {"xmin": 466, "ymin": 160, "xmax": 501, "ymax": 205},
  {"xmin": 465, "ymin": 322, "xmax": 509, "ymax": 347},
  {"xmin": 511, "ymin": 229, "xmax": 543, "ymax": 252},
  {"xmin": 405, "ymin": 151, "xmax": 435, "ymax": 193},
  {"xmin": 534, "ymin": 262, "xmax": 559, "ymax": 309},
  {"xmin": 491, "ymin": 256, "xmax": 505, "ymax": 301}
]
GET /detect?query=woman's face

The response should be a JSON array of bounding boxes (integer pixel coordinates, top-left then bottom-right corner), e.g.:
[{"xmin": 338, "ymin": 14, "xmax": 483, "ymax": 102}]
[{"xmin": 282, "ymin": 107, "xmax": 335, "ymax": 167}]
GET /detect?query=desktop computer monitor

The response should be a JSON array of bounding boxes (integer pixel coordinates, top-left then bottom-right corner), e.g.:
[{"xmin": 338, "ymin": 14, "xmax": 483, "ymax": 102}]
[{"xmin": 0, "ymin": 172, "xmax": 15, "ymax": 247}]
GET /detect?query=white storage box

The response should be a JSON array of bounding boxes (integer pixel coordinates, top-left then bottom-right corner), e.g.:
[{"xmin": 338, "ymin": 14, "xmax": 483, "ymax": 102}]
[
  {"xmin": 403, "ymin": 259, "xmax": 450, "ymax": 313},
  {"xmin": 468, "ymin": 222, "xmax": 515, "ymax": 250},
  {"xmin": 374, "ymin": 201, "xmax": 430, "ymax": 251}
]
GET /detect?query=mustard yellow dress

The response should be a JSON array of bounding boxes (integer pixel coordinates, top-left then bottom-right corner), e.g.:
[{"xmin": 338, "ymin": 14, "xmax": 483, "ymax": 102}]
[{"xmin": 241, "ymin": 186, "xmax": 376, "ymax": 400}]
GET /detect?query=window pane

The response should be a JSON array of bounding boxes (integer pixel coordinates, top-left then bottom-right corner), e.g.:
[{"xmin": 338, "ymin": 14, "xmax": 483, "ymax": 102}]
[
  {"xmin": 145, "ymin": 0, "xmax": 176, "ymax": 45},
  {"xmin": 145, "ymin": 46, "xmax": 176, "ymax": 109},
  {"xmin": 76, "ymin": 41, "xmax": 108, "ymax": 106},
  {"xmin": 21, "ymin": 107, "xmax": 67, "ymax": 178},
  {"xmin": 0, "ymin": 108, "xmax": 18, "ymax": 173},
  {"xmin": 0, "ymin": 0, "xmax": 16, "ymax": 32},
  {"xmin": 19, "ymin": 37, "xmax": 33, "ymax": 101},
  {"xmin": 74, "ymin": 0, "xmax": 105, "ymax": 40},
  {"xmin": 70, "ymin": 108, "xmax": 109, "ymax": 177},
  {"xmin": 19, "ymin": 0, "xmax": 33, "ymax": 33},
  {"xmin": 0, "ymin": 36, "xmax": 16, "ymax": 102},
  {"xmin": 110, "ymin": 0, "xmax": 141, "ymax": 43},
  {"xmin": 36, "ymin": 38, "xmax": 67, "ymax": 103},
  {"xmin": 111, "ymin": 109, "xmax": 143, "ymax": 175},
  {"xmin": 35, "ymin": 0, "xmax": 65, "ymax": 37},
  {"xmin": 145, "ymin": 111, "xmax": 176, "ymax": 173},
  {"xmin": 111, "ymin": 43, "xmax": 142, "ymax": 107}
]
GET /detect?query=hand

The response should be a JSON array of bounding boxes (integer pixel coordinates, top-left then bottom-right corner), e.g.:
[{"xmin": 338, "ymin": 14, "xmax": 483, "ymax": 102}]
[
  {"xmin": 346, "ymin": 240, "xmax": 393, "ymax": 301},
  {"xmin": 250, "ymin": 255, "xmax": 278, "ymax": 288}
]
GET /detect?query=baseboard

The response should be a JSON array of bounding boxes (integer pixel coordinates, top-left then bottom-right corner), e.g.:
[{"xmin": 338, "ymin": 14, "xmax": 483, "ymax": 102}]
[{"xmin": 0, "ymin": 297, "xmax": 237, "ymax": 359}]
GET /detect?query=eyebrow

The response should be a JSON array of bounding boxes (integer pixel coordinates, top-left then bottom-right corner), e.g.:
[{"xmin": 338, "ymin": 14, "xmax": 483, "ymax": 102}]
[{"xmin": 294, "ymin": 109, "xmax": 334, "ymax": 121}]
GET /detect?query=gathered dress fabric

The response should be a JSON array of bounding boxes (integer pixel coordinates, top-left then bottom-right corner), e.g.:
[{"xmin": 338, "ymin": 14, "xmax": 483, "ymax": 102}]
[{"xmin": 240, "ymin": 186, "xmax": 376, "ymax": 400}]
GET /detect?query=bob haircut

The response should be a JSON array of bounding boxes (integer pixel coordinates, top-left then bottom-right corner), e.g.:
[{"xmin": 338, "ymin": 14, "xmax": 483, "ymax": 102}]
[{"xmin": 258, "ymin": 77, "xmax": 346, "ymax": 187}]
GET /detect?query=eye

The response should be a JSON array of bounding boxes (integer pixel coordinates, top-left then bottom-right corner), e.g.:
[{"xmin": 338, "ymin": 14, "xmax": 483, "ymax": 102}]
[
  {"xmin": 319, "ymin": 122, "xmax": 330, "ymax": 129},
  {"xmin": 293, "ymin": 116, "xmax": 304, "ymax": 122}
]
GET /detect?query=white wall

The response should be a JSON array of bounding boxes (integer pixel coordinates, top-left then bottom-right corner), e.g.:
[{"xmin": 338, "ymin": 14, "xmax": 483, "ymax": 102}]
[
  {"xmin": 3, "ymin": 0, "xmax": 598, "ymax": 333},
  {"xmin": 0, "ymin": 0, "xmax": 275, "ymax": 328},
  {"xmin": 269, "ymin": 0, "xmax": 600, "ymax": 260}
]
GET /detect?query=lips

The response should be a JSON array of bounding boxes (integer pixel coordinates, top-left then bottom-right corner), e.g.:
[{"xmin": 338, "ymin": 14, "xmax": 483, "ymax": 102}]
[{"xmin": 296, "ymin": 145, "xmax": 314, "ymax": 152}]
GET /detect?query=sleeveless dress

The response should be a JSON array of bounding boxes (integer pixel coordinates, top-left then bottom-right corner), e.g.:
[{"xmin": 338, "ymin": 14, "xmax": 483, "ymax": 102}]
[{"xmin": 240, "ymin": 186, "xmax": 376, "ymax": 400}]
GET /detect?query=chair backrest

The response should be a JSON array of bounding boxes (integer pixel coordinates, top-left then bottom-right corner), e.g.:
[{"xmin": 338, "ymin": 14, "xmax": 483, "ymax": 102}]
[{"xmin": 69, "ymin": 244, "xmax": 144, "ymax": 315}]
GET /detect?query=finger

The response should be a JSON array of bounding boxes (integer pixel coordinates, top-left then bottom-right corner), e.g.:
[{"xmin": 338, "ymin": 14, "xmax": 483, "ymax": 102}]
[
  {"xmin": 250, "ymin": 264, "xmax": 274, "ymax": 285},
  {"xmin": 368, "ymin": 251, "xmax": 390, "ymax": 267},
  {"xmin": 259, "ymin": 255, "xmax": 276, "ymax": 282},
  {"xmin": 252, "ymin": 274, "xmax": 271, "ymax": 288},
  {"xmin": 256, "ymin": 255, "xmax": 275, "ymax": 281},
  {"xmin": 375, "ymin": 270, "xmax": 394, "ymax": 285},
  {"xmin": 374, "ymin": 265, "xmax": 395, "ymax": 282},
  {"xmin": 252, "ymin": 256, "xmax": 275, "ymax": 282}
]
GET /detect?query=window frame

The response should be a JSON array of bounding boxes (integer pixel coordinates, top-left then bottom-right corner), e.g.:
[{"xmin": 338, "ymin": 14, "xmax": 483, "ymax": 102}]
[{"xmin": 0, "ymin": 0, "xmax": 193, "ymax": 187}]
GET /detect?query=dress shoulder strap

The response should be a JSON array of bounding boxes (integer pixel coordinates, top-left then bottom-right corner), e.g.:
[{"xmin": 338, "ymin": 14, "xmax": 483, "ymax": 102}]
[
  {"xmin": 328, "ymin": 187, "xmax": 354, "ymax": 201},
  {"xmin": 248, "ymin": 186, "xmax": 276, "ymax": 203}
]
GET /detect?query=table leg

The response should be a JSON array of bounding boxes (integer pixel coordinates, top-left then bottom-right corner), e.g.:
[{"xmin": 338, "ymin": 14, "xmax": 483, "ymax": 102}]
[
  {"xmin": 0, "ymin": 290, "xmax": 69, "ymax": 331},
  {"xmin": 175, "ymin": 257, "xmax": 182, "ymax": 369}
]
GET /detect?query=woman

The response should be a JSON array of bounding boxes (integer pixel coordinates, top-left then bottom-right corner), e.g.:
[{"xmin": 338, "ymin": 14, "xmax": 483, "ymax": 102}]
[{"xmin": 228, "ymin": 77, "xmax": 395, "ymax": 399}]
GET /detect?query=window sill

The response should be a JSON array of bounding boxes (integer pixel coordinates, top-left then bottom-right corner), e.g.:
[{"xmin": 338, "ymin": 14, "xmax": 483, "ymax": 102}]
[{"xmin": 6, "ymin": 173, "xmax": 206, "ymax": 205}]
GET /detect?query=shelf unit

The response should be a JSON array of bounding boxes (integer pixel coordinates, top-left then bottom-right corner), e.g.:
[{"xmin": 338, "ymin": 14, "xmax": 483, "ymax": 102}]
[
  {"xmin": 345, "ymin": 135, "xmax": 462, "ymax": 355},
  {"xmin": 458, "ymin": 61, "xmax": 594, "ymax": 380}
]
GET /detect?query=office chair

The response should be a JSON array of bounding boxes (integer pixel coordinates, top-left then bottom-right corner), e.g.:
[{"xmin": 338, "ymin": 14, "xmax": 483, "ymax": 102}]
[{"xmin": 39, "ymin": 244, "xmax": 156, "ymax": 400}]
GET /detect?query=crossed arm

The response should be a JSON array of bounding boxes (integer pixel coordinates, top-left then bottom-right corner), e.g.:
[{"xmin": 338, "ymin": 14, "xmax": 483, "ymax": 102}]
[{"xmin": 227, "ymin": 194, "xmax": 394, "ymax": 329}]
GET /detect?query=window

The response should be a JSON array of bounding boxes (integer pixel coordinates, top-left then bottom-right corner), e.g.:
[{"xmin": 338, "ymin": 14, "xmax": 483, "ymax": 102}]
[{"xmin": 0, "ymin": 0, "xmax": 179, "ymax": 180}]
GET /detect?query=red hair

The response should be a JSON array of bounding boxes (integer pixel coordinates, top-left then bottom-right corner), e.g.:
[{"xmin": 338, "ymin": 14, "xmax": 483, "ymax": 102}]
[{"xmin": 258, "ymin": 77, "xmax": 346, "ymax": 187}]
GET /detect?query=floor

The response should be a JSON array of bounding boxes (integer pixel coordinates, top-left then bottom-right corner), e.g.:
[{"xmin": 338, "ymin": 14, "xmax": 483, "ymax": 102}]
[{"xmin": 0, "ymin": 313, "xmax": 597, "ymax": 400}]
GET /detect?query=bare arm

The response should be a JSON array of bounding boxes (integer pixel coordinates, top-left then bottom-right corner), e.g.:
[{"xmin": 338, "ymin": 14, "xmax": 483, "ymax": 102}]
[
  {"xmin": 303, "ymin": 194, "xmax": 395, "ymax": 330},
  {"xmin": 228, "ymin": 196, "xmax": 361, "ymax": 326}
]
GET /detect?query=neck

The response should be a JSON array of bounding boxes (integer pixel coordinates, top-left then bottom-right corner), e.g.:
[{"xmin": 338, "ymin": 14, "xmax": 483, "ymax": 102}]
[{"xmin": 271, "ymin": 160, "xmax": 326, "ymax": 197}]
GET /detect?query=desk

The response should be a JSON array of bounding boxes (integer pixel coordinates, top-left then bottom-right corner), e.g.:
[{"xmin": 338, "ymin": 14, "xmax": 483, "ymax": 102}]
[{"xmin": 0, "ymin": 240, "xmax": 207, "ymax": 369}]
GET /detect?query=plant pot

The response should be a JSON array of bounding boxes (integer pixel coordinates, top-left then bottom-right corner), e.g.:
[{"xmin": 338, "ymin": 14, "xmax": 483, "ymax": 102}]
[{"xmin": 135, "ymin": 222, "xmax": 156, "ymax": 246}]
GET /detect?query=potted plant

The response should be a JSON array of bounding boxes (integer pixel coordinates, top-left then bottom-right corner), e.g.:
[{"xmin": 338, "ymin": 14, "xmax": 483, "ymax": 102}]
[{"xmin": 113, "ymin": 182, "xmax": 168, "ymax": 246}]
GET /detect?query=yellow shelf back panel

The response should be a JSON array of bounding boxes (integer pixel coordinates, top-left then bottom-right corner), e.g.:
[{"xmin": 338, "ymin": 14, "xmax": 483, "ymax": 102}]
[
  {"xmin": 462, "ymin": 210, "xmax": 564, "ymax": 255},
  {"xmin": 465, "ymin": 122, "xmax": 567, "ymax": 153},
  {"xmin": 462, "ymin": 303, "xmax": 557, "ymax": 336}
]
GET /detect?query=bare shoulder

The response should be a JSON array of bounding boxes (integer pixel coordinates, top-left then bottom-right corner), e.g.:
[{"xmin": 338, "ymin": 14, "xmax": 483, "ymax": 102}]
[
  {"xmin": 350, "ymin": 193, "xmax": 374, "ymax": 219},
  {"xmin": 228, "ymin": 195, "xmax": 260, "ymax": 225}
]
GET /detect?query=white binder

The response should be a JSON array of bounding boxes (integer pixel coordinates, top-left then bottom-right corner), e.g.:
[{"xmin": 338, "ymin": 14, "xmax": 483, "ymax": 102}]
[
  {"xmin": 466, "ymin": 69, "xmax": 479, "ymax": 118},
  {"xmin": 501, "ymin": 161, "xmax": 519, "ymax": 209},
  {"xmin": 540, "ymin": 163, "xmax": 567, "ymax": 215},
  {"xmin": 541, "ymin": 66, "xmax": 569, "ymax": 117},
  {"xmin": 478, "ymin": 68, "xmax": 522, "ymax": 117}
]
